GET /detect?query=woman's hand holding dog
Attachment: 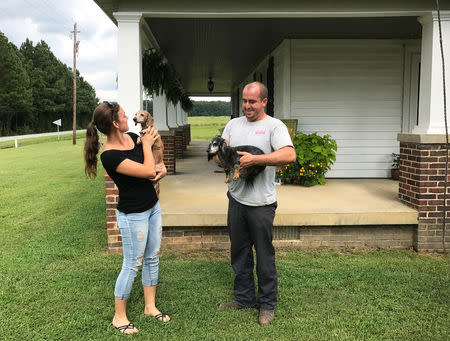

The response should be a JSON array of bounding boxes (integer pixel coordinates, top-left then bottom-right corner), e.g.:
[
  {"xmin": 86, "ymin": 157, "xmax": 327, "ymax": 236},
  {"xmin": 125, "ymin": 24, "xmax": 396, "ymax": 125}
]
[
  {"xmin": 141, "ymin": 127, "xmax": 160, "ymax": 147},
  {"xmin": 150, "ymin": 163, "xmax": 167, "ymax": 183},
  {"xmin": 115, "ymin": 127, "xmax": 160, "ymax": 179}
]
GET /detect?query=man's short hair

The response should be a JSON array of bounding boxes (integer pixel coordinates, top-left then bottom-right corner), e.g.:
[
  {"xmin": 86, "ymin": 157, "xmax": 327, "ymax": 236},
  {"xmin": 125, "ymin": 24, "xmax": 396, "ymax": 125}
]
[{"xmin": 245, "ymin": 82, "xmax": 268, "ymax": 100}]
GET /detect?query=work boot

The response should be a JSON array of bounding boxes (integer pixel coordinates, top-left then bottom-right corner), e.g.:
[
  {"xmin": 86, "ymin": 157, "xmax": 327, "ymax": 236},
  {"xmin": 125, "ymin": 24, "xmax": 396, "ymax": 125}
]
[{"xmin": 258, "ymin": 310, "xmax": 275, "ymax": 326}]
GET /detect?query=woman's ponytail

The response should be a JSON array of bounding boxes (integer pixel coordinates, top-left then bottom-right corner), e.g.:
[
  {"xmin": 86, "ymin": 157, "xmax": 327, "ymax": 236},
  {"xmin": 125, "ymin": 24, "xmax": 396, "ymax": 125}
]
[
  {"xmin": 84, "ymin": 121, "xmax": 100, "ymax": 178},
  {"xmin": 83, "ymin": 101, "xmax": 118, "ymax": 178}
]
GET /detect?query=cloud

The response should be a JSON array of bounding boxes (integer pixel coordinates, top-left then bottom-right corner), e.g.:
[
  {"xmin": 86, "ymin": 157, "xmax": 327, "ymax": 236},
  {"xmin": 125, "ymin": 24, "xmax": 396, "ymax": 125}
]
[
  {"xmin": 83, "ymin": 71, "xmax": 117, "ymax": 91},
  {"xmin": 96, "ymin": 89, "xmax": 118, "ymax": 102},
  {"xmin": 0, "ymin": 17, "xmax": 41, "ymax": 47},
  {"xmin": 0, "ymin": 0, "xmax": 118, "ymax": 102}
]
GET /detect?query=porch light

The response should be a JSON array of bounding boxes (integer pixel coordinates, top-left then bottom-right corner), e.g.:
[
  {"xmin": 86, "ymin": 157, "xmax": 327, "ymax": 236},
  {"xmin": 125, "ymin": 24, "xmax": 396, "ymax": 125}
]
[{"xmin": 208, "ymin": 77, "xmax": 214, "ymax": 94}]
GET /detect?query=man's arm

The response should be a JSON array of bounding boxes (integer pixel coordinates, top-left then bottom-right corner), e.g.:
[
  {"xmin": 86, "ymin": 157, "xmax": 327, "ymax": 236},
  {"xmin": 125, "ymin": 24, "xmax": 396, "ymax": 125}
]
[{"xmin": 238, "ymin": 146, "xmax": 296, "ymax": 168}]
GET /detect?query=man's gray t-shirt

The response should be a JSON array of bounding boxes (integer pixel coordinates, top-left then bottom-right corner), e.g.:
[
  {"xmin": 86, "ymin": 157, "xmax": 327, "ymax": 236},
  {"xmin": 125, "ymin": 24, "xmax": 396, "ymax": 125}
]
[{"xmin": 222, "ymin": 115, "xmax": 293, "ymax": 206}]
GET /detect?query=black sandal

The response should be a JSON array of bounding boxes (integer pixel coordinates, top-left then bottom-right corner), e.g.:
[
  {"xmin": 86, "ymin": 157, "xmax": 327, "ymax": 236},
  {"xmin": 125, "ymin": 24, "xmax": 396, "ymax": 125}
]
[
  {"xmin": 114, "ymin": 322, "xmax": 137, "ymax": 334},
  {"xmin": 154, "ymin": 313, "xmax": 170, "ymax": 322}
]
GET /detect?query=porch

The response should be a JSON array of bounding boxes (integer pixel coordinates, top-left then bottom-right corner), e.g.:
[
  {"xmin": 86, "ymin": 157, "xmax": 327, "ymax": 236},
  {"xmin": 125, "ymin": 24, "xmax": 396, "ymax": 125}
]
[{"xmin": 158, "ymin": 141, "xmax": 418, "ymax": 251}]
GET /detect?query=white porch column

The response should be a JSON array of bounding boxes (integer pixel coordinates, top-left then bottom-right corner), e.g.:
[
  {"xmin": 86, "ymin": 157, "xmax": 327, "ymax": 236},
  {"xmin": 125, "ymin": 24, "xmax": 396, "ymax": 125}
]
[
  {"xmin": 167, "ymin": 101, "xmax": 178, "ymax": 129},
  {"xmin": 114, "ymin": 12, "xmax": 143, "ymax": 132},
  {"xmin": 176, "ymin": 103, "xmax": 184, "ymax": 126},
  {"xmin": 183, "ymin": 108, "xmax": 188, "ymax": 125},
  {"xmin": 413, "ymin": 11, "xmax": 450, "ymax": 134},
  {"xmin": 152, "ymin": 93, "xmax": 170, "ymax": 131}
]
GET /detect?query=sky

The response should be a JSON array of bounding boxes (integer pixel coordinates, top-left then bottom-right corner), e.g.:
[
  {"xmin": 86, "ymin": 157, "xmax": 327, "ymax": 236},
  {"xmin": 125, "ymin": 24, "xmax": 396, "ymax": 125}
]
[{"xmin": 0, "ymin": 0, "xmax": 229, "ymax": 102}]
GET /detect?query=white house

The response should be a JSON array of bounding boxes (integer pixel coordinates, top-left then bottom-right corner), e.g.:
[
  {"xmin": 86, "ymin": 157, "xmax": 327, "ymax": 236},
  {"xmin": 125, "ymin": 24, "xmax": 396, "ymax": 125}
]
[{"xmin": 94, "ymin": 0, "xmax": 449, "ymax": 179}]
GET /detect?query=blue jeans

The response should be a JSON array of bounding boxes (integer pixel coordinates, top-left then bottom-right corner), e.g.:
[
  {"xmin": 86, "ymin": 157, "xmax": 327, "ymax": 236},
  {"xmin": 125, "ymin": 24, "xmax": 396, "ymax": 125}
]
[{"xmin": 115, "ymin": 202, "xmax": 162, "ymax": 300}]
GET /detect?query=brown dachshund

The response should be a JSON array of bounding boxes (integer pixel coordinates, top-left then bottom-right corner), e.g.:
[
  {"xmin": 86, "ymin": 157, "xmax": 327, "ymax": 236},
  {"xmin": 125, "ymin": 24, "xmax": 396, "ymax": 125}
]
[{"xmin": 133, "ymin": 110, "xmax": 164, "ymax": 165}]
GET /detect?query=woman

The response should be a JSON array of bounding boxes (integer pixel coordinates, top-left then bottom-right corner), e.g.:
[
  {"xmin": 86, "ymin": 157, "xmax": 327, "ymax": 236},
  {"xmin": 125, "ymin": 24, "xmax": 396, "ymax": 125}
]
[{"xmin": 84, "ymin": 101, "xmax": 170, "ymax": 335}]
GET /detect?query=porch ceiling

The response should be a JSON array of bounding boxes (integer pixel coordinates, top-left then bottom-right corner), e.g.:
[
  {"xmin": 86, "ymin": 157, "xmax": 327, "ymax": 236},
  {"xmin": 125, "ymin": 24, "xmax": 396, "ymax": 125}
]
[{"xmin": 145, "ymin": 17, "xmax": 421, "ymax": 95}]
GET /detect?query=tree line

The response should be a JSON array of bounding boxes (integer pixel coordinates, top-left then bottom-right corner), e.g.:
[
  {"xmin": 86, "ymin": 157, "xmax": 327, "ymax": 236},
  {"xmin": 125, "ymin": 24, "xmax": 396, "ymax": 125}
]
[
  {"xmin": 0, "ymin": 32, "xmax": 98, "ymax": 136},
  {"xmin": 143, "ymin": 99, "xmax": 231, "ymax": 117},
  {"xmin": 189, "ymin": 100, "xmax": 231, "ymax": 116}
]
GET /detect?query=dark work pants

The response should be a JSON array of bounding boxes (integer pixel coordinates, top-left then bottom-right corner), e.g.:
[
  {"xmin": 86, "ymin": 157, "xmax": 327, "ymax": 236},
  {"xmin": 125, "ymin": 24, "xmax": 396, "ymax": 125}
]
[{"xmin": 227, "ymin": 192, "xmax": 278, "ymax": 311}]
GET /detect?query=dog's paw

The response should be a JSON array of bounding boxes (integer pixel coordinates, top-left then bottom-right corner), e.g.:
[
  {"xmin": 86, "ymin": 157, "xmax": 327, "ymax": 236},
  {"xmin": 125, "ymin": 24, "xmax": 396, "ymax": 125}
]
[
  {"xmin": 232, "ymin": 169, "xmax": 240, "ymax": 181},
  {"xmin": 137, "ymin": 137, "xmax": 142, "ymax": 144}
]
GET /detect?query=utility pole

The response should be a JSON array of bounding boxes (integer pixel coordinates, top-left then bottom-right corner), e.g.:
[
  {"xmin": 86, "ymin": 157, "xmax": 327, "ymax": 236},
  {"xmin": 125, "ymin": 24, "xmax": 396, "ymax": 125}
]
[{"xmin": 72, "ymin": 23, "xmax": 80, "ymax": 145}]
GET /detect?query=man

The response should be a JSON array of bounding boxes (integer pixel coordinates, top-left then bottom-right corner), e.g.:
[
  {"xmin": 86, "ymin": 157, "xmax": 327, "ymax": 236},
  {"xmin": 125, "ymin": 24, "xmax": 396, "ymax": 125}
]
[{"xmin": 218, "ymin": 82, "xmax": 296, "ymax": 325}]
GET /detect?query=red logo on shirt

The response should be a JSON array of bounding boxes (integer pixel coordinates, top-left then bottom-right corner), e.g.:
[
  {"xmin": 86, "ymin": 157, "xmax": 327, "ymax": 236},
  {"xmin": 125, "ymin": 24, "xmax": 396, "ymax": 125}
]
[{"xmin": 255, "ymin": 130, "xmax": 265, "ymax": 134}]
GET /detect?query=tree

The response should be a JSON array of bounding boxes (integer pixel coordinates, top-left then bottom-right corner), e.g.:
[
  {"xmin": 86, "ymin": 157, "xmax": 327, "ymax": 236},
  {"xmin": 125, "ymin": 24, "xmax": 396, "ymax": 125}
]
[
  {"xmin": 19, "ymin": 38, "xmax": 98, "ymax": 132},
  {"xmin": 189, "ymin": 101, "xmax": 231, "ymax": 116},
  {"xmin": 21, "ymin": 40, "xmax": 71, "ymax": 132},
  {"xmin": 0, "ymin": 33, "xmax": 32, "ymax": 135}
]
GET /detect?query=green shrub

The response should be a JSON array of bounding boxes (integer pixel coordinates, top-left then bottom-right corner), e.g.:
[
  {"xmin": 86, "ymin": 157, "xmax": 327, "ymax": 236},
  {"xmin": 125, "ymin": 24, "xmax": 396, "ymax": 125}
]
[{"xmin": 277, "ymin": 132, "xmax": 337, "ymax": 186}]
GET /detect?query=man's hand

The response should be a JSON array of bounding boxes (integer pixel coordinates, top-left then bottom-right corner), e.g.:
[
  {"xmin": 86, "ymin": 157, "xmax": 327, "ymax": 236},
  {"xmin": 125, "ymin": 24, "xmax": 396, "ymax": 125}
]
[
  {"xmin": 237, "ymin": 146, "xmax": 296, "ymax": 168},
  {"xmin": 150, "ymin": 162, "xmax": 167, "ymax": 183},
  {"xmin": 237, "ymin": 151, "xmax": 259, "ymax": 169}
]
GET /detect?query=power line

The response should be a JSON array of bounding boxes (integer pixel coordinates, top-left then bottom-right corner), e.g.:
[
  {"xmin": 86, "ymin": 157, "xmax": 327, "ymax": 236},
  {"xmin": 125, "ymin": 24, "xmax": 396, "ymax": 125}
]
[{"xmin": 22, "ymin": 0, "xmax": 73, "ymax": 32}]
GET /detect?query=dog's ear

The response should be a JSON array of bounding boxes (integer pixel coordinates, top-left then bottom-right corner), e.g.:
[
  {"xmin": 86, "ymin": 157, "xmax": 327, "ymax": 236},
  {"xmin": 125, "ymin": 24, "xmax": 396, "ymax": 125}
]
[
  {"xmin": 218, "ymin": 137, "xmax": 227, "ymax": 148},
  {"xmin": 145, "ymin": 113, "xmax": 154, "ymax": 125}
]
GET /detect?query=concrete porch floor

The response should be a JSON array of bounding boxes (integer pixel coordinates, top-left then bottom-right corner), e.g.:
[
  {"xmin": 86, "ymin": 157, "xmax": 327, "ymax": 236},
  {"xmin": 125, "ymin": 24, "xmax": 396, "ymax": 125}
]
[{"xmin": 159, "ymin": 141, "xmax": 418, "ymax": 227}]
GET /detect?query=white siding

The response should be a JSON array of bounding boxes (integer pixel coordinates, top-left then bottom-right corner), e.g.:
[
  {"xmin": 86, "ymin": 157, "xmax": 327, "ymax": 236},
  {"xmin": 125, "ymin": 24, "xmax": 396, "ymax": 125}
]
[{"xmin": 290, "ymin": 40, "xmax": 404, "ymax": 178}]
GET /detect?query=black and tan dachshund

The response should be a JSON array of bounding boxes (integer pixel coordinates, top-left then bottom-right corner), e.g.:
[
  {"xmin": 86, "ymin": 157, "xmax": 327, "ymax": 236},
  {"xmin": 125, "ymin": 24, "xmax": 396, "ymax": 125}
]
[{"xmin": 207, "ymin": 136, "xmax": 265, "ymax": 185}]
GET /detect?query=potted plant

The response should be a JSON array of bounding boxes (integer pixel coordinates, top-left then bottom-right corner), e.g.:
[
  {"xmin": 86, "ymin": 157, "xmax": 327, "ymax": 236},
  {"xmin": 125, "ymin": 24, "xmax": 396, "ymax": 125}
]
[
  {"xmin": 391, "ymin": 153, "xmax": 400, "ymax": 180},
  {"xmin": 276, "ymin": 132, "xmax": 337, "ymax": 187}
]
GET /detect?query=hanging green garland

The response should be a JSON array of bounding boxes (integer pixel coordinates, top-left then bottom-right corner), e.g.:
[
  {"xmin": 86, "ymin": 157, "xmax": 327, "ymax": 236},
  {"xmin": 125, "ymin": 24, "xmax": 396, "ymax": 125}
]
[
  {"xmin": 142, "ymin": 48, "xmax": 193, "ymax": 113},
  {"xmin": 180, "ymin": 92, "xmax": 193, "ymax": 113}
]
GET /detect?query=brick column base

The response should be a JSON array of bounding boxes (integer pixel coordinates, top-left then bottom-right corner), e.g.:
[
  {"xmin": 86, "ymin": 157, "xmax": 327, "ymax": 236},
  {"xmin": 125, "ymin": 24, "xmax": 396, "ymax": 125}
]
[
  {"xmin": 174, "ymin": 128, "xmax": 184, "ymax": 159},
  {"xmin": 105, "ymin": 173, "xmax": 121, "ymax": 253},
  {"xmin": 186, "ymin": 123, "xmax": 191, "ymax": 144},
  {"xmin": 398, "ymin": 134, "xmax": 450, "ymax": 252},
  {"xmin": 184, "ymin": 124, "xmax": 191, "ymax": 149},
  {"xmin": 161, "ymin": 132, "xmax": 176, "ymax": 175},
  {"xmin": 182, "ymin": 125, "xmax": 188, "ymax": 150}
]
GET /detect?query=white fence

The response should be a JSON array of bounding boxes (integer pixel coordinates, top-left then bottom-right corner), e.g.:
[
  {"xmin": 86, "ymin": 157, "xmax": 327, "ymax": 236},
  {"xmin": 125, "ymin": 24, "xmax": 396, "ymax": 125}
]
[{"xmin": 0, "ymin": 130, "xmax": 86, "ymax": 147}]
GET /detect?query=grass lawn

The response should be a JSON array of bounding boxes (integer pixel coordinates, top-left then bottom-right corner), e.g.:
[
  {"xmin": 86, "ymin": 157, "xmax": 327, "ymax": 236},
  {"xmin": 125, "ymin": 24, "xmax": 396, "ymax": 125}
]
[
  {"xmin": 188, "ymin": 116, "xmax": 230, "ymax": 141},
  {"xmin": 0, "ymin": 137, "xmax": 449, "ymax": 340}
]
